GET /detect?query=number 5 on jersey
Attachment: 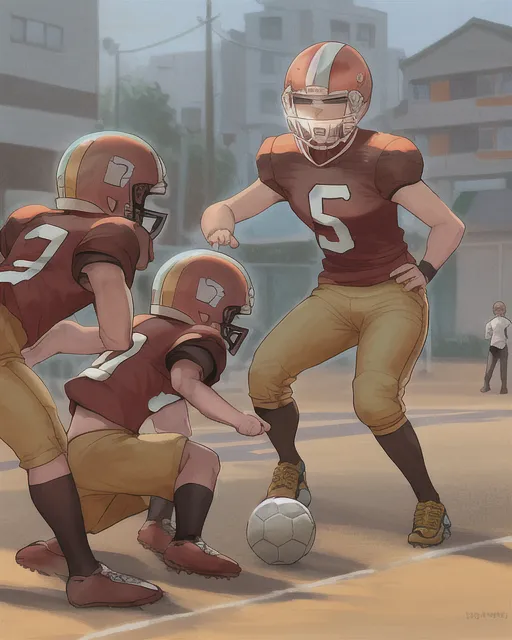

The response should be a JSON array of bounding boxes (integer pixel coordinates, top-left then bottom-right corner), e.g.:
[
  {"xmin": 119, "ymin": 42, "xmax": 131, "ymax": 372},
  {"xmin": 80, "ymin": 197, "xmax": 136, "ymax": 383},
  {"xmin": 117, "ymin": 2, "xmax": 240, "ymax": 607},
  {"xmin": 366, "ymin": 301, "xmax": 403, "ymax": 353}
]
[{"xmin": 309, "ymin": 184, "xmax": 354, "ymax": 254}]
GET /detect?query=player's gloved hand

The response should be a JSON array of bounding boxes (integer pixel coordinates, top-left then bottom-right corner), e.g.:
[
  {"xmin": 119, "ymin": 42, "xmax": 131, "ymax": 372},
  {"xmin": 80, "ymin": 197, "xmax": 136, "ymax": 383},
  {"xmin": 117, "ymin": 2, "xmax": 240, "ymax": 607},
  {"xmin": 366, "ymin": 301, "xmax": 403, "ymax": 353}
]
[
  {"xmin": 207, "ymin": 229, "xmax": 239, "ymax": 249},
  {"xmin": 234, "ymin": 412, "xmax": 270, "ymax": 437}
]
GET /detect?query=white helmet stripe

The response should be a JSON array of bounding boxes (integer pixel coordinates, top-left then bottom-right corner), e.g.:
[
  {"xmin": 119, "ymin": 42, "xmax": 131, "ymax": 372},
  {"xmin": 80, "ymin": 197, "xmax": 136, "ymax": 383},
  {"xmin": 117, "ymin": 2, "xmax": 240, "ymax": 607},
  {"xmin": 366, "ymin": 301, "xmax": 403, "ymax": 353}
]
[{"xmin": 305, "ymin": 42, "xmax": 345, "ymax": 89}]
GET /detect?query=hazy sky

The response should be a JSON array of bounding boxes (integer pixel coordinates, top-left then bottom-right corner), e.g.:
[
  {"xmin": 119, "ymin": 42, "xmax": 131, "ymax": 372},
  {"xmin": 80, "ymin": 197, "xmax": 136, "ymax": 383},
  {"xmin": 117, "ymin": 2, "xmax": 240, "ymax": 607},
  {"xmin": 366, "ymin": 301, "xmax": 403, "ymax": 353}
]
[{"xmin": 101, "ymin": 0, "xmax": 512, "ymax": 79}]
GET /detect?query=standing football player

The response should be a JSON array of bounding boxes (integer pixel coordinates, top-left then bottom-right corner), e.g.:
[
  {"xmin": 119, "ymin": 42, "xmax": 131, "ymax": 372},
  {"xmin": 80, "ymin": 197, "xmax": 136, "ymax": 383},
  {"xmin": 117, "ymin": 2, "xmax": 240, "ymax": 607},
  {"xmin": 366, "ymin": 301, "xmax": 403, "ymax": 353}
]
[
  {"xmin": 0, "ymin": 131, "xmax": 169, "ymax": 607},
  {"xmin": 17, "ymin": 251, "xmax": 269, "ymax": 579},
  {"xmin": 201, "ymin": 42, "xmax": 465, "ymax": 548}
]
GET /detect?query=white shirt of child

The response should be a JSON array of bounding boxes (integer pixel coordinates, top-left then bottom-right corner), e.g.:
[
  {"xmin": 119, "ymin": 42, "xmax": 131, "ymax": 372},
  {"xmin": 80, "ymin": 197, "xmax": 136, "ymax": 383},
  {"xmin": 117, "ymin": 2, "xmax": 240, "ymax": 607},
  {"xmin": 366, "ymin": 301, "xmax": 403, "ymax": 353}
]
[{"xmin": 485, "ymin": 316, "xmax": 511, "ymax": 349}]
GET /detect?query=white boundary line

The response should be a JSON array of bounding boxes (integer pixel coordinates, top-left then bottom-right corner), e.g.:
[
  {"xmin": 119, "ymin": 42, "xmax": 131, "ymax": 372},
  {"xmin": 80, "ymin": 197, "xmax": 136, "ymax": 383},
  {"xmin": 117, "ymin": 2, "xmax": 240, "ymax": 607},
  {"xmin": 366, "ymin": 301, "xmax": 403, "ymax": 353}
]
[{"xmin": 79, "ymin": 535, "xmax": 512, "ymax": 640}]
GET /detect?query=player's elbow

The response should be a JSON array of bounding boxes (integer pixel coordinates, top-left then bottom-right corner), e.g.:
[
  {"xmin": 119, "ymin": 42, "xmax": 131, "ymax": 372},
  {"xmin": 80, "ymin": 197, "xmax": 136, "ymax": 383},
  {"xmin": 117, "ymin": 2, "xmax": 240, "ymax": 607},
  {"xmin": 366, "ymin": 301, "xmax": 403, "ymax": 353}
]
[{"xmin": 101, "ymin": 335, "xmax": 131, "ymax": 352}]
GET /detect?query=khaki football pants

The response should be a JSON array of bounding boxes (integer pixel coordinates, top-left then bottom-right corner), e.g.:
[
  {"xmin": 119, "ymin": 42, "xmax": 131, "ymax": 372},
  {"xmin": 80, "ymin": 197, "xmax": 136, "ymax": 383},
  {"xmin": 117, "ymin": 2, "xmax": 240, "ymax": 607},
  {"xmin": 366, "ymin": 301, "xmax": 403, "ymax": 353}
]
[
  {"xmin": 249, "ymin": 281, "xmax": 428, "ymax": 435},
  {"xmin": 0, "ymin": 305, "xmax": 67, "ymax": 469}
]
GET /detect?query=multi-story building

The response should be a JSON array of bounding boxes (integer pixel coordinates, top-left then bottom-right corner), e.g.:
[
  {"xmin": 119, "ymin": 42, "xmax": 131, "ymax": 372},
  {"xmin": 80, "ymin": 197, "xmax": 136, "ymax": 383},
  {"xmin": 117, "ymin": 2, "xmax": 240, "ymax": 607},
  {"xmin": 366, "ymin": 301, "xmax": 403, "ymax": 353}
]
[
  {"xmin": 377, "ymin": 18, "xmax": 512, "ymax": 340},
  {"xmin": 0, "ymin": 0, "xmax": 99, "ymax": 218},
  {"xmin": 0, "ymin": 0, "xmax": 100, "ymax": 395},
  {"xmin": 220, "ymin": 0, "xmax": 405, "ymax": 187}
]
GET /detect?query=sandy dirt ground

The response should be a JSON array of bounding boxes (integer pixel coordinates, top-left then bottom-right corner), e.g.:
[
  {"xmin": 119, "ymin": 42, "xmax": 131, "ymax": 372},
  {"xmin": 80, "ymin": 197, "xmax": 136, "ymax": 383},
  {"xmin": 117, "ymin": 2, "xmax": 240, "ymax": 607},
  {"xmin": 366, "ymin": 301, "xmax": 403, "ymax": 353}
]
[{"xmin": 0, "ymin": 360, "xmax": 510, "ymax": 640}]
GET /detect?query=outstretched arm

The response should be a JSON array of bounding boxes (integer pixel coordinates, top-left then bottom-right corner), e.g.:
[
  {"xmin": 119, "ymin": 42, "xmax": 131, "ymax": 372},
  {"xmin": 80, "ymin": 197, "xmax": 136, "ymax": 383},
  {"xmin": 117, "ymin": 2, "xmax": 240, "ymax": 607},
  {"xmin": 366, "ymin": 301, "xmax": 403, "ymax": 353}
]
[
  {"xmin": 201, "ymin": 179, "xmax": 284, "ymax": 248},
  {"xmin": 170, "ymin": 359, "xmax": 269, "ymax": 437}
]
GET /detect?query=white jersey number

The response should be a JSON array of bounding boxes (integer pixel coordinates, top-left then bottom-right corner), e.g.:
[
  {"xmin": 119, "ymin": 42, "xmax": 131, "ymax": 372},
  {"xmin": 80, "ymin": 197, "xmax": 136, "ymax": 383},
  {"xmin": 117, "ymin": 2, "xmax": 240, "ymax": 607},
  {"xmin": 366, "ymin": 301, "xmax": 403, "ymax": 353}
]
[
  {"xmin": 78, "ymin": 333, "xmax": 148, "ymax": 382},
  {"xmin": 0, "ymin": 224, "xmax": 69, "ymax": 284},
  {"xmin": 308, "ymin": 184, "xmax": 354, "ymax": 254}
]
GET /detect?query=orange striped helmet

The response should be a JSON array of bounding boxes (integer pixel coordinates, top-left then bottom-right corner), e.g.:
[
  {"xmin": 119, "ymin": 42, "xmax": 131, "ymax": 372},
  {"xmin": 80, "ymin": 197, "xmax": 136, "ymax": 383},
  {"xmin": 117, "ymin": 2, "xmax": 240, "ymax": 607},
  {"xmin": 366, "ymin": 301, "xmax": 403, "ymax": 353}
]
[
  {"xmin": 282, "ymin": 42, "xmax": 372, "ymax": 150},
  {"xmin": 56, "ymin": 131, "xmax": 168, "ymax": 239},
  {"xmin": 151, "ymin": 250, "xmax": 254, "ymax": 355}
]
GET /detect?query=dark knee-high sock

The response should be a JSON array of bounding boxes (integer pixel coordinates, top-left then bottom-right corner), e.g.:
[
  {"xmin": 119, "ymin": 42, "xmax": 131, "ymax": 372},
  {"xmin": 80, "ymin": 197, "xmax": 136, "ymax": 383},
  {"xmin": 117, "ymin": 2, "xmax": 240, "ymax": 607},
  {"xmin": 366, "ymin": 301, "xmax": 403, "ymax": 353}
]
[
  {"xmin": 29, "ymin": 474, "xmax": 99, "ymax": 577},
  {"xmin": 254, "ymin": 401, "xmax": 301, "ymax": 465},
  {"xmin": 173, "ymin": 484, "xmax": 213, "ymax": 542},
  {"xmin": 375, "ymin": 420, "xmax": 439, "ymax": 503},
  {"xmin": 148, "ymin": 496, "xmax": 174, "ymax": 523}
]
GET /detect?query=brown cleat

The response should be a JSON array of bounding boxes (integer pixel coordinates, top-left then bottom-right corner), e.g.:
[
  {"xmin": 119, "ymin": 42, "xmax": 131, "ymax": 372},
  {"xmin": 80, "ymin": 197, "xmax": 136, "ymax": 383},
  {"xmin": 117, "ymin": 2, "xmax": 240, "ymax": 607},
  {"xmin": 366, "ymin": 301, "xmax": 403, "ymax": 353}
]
[
  {"xmin": 16, "ymin": 538, "xmax": 68, "ymax": 577},
  {"xmin": 163, "ymin": 538, "xmax": 241, "ymax": 579},
  {"xmin": 408, "ymin": 501, "xmax": 451, "ymax": 548},
  {"xmin": 137, "ymin": 518, "xmax": 175, "ymax": 555},
  {"xmin": 67, "ymin": 563, "xmax": 163, "ymax": 608}
]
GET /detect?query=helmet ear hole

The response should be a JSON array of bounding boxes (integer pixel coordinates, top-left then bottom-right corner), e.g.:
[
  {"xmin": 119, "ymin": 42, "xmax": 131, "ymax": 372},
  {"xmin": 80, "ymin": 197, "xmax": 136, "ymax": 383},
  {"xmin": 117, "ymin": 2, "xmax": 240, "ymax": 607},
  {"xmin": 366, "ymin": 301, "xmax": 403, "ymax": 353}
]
[
  {"xmin": 199, "ymin": 312, "xmax": 210, "ymax": 323},
  {"xmin": 107, "ymin": 197, "xmax": 117, "ymax": 212}
]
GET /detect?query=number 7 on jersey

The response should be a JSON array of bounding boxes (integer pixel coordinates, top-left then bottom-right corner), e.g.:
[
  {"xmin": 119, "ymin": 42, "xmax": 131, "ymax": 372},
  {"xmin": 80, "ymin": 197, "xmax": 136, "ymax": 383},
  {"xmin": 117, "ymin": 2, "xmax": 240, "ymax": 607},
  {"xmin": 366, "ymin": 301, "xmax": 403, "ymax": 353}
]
[{"xmin": 309, "ymin": 184, "xmax": 354, "ymax": 254}]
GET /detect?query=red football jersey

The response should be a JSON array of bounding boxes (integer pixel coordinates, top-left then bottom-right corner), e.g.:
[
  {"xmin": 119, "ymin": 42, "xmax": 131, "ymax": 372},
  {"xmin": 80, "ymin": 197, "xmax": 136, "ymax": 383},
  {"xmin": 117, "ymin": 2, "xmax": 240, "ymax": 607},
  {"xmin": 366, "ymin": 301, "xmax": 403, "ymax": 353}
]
[
  {"xmin": 0, "ymin": 206, "xmax": 141, "ymax": 347},
  {"xmin": 256, "ymin": 129, "xmax": 423, "ymax": 286},
  {"xmin": 65, "ymin": 314, "xmax": 227, "ymax": 433}
]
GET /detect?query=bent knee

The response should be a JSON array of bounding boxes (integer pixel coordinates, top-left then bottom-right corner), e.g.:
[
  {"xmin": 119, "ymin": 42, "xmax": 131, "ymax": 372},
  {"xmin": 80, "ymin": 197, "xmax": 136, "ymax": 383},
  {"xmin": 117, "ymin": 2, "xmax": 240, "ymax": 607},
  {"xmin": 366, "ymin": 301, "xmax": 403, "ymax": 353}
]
[
  {"xmin": 249, "ymin": 349, "xmax": 295, "ymax": 410},
  {"xmin": 353, "ymin": 371, "xmax": 404, "ymax": 435},
  {"xmin": 184, "ymin": 441, "xmax": 220, "ymax": 475}
]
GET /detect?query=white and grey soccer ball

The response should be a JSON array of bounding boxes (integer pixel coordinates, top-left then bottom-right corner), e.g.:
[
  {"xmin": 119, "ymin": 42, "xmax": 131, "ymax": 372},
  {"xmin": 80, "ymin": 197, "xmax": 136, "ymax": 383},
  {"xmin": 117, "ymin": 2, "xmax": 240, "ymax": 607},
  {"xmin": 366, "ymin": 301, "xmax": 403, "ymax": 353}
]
[{"xmin": 246, "ymin": 498, "xmax": 316, "ymax": 565}]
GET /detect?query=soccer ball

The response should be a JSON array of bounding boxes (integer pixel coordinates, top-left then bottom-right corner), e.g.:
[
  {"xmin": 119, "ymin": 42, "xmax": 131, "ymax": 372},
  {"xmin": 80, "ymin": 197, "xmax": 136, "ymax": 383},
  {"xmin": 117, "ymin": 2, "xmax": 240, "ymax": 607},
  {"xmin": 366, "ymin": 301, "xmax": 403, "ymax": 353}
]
[{"xmin": 246, "ymin": 498, "xmax": 316, "ymax": 565}]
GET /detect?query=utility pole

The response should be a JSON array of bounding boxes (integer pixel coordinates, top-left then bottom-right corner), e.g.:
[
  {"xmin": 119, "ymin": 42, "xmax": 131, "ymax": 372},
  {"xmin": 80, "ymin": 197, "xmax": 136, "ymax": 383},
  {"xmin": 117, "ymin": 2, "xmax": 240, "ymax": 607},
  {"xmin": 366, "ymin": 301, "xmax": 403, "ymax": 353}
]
[
  {"xmin": 205, "ymin": 0, "xmax": 215, "ymax": 206},
  {"xmin": 114, "ymin": 45, "xmax": 120, "ymax": 129}
]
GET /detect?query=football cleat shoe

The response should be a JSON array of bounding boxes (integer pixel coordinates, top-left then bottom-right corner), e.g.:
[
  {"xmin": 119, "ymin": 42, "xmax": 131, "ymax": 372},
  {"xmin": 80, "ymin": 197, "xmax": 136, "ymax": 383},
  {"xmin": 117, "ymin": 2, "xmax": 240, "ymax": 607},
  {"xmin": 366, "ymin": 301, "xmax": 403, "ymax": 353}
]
[
  {"xmin": 266, "ymin": 460, "xmax": 311, "ymax": 507},
  {"xmin": 16, "ymin": 538, "xmax": 68, "ymax": 577},
  {"xmin": 408, "ymin": 501, "xmax": 451, "ymax": 548},
  {"xmin": 67, "ymin": 563, "xmax": 162, "ymax": 608},
  {"xmin": 164, "ymin": 538, "xmax": 241, "ymax": 579},
  {"xmin": 137, "ymin": 518, "xmax": 175, "ymax": 555}
]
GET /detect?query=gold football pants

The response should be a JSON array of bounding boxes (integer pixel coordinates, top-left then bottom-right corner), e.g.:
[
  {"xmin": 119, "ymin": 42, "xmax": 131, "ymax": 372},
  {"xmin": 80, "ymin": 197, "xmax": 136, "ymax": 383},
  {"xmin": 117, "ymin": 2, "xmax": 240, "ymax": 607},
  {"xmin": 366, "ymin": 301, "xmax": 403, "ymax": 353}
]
[
  {"xmin": 249, "ymin": 281, "xmax": 428, "ymax": 435},
  {"xmin": 0, "ymin": 305, "xmax": 67, "ymax": 469}
]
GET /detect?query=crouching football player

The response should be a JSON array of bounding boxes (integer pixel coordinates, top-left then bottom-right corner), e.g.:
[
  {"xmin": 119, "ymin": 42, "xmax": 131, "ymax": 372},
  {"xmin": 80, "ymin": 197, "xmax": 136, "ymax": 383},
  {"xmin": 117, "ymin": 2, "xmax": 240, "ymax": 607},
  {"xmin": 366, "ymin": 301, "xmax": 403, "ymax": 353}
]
[{"xmin": 17, "ymin": 251, "xmax": 268, "ymax": 579}]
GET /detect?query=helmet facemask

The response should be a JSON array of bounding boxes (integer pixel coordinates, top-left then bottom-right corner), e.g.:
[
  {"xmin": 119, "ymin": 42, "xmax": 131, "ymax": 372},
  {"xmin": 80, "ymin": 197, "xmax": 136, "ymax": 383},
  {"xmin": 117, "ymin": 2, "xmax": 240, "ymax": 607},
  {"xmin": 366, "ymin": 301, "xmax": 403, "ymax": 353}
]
[
  {"xmin": 220, "ymin": 305, "xmax": 250, "ymax": 356},
  {"xmin": 282, "ymin": 86, "xmax": 366, "ymax": 150},
  {"xmin": 126, "ymin": 183, "xmax": 168, "ymax": 240}
]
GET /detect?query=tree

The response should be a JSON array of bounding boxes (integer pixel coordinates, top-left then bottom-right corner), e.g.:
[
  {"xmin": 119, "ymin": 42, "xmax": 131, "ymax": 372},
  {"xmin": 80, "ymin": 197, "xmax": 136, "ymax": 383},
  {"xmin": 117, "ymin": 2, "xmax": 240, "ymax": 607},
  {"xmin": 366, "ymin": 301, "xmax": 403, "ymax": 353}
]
[
  {"xmin": 100, "ymin": 76, "xmax": 238, "ymax": 243},
  {"xmin": 100, "ymin": 77, "xmax": 181, "ymax": 151}
]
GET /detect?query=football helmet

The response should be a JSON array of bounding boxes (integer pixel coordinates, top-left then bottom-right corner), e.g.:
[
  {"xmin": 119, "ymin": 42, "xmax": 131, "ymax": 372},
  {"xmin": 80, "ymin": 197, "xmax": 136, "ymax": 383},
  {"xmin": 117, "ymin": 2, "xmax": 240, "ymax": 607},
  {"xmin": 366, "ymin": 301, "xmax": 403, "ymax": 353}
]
[
  {"xmin": 151, "ymin": 250, "xmax": 254, "ymax": 355},
  {"xmin": 282, "ymin": 42, "xmax": 372, "ymax": 151},
  {"xmin": 56, "ymin": 131, "xmax": 168, "ymax": 239}
]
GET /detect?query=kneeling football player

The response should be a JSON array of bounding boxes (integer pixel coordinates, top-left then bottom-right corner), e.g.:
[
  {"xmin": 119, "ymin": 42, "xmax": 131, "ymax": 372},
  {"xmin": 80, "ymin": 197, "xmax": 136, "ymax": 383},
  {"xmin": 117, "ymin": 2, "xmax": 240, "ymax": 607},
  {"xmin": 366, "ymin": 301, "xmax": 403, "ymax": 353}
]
[{"xmin": 17, "ymin": 250, "xmax": 268, "ymax": 579}]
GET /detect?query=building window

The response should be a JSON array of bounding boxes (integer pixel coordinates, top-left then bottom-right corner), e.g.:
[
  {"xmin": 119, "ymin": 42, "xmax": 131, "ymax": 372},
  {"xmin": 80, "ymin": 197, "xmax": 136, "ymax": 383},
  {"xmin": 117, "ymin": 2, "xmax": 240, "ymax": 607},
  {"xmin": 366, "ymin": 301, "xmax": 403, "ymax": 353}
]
[
  {"xmin": 46, "ymin": 24, "xmax": 64, "ymax": 51},
  {"xmin": 476, "ymin": 73, "xmax": 497, "ymax": 97},
  {"xmin": 10, "ymin": 16, "xmax": 25, "ymax": 42},
  {"xmin": 260, "ymin": 88, "xmax": 279, "ymax": 114},
  {"xmin": 331, "ymin": 20, "xmax": 350, "ymax": 43},
  {"xmin": 499, "ymin": 70, "xmax": 512, "ymax": 95},
  {"xmin": 300, "ymin": 10, "xmax": 313, "ymax": 43},
  {"xmin": 356, "ymin": 23, "xmax": 375, "ymax": 48},
  {"xmin": 450, "ymin": 126, "xmax": 479, "ymax": 154},
  {"xmin": 450, "ymin": 74, "xmax": 477, "ymax": 100},
  {"xmin": 497, "ymin": 126, "xmax": 512, "ymax": 150},
  {"xmin": 260, "ymin": 51, "xmax": 276, "ymax": 75},
  {"xmin": 411, "ymin": 81, "xmax": 430, "ymax": 101},
  {"xmin": 479, "ymin": 127, "xmax": 495, "ymax": 150},
  {"xmin": 11, "ymin": 15, "xmax": 64, "ymax": 52},
  {"xmin": 259, "ymin": 16, "xmax": 282, "ymax": 41}
]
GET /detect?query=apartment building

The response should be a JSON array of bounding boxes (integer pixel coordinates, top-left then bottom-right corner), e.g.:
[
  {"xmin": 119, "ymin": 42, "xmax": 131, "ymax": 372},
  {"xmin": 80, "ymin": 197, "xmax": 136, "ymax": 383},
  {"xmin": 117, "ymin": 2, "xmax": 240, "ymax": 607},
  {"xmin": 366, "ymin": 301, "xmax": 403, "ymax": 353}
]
[
  {"xmin": 0, "ymin": 0, "xmax": 99, "ymax": 218},
  {"xmin": 381, "ymin": 18, "xmax": 512, "ymax": 338}
]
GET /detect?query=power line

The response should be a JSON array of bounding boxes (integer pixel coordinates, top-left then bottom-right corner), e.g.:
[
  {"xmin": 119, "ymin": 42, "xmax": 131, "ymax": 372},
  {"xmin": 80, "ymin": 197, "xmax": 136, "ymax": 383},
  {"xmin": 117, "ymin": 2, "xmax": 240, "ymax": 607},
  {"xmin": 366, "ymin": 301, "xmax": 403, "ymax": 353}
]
[
  {"xmin": 212, "ymin": 25, "xmax": 295, "ymax": 55},
  {"xmin": 118, "ymin": 15, "xmax": 219, "ymax": 54}
]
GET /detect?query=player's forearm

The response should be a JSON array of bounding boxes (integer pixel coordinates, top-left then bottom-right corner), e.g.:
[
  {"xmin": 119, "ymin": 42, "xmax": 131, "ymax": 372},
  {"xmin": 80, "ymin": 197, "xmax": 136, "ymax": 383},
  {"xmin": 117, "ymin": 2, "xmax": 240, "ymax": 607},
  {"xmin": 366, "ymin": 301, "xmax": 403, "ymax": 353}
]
[
  {"xmin": 86, "ymin": 263, "xmax": 134, "ymax": 351},
  {"xmin": 22, "ymin": 321, "xmax": 104, "ymax": 365},
  {"xmin": 422, "ymin": 220, "xmax": 465, "ymax": 271},
  {"xmin": 178, "ymin": 379, "xmax": 243, "ymax": 428}
]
